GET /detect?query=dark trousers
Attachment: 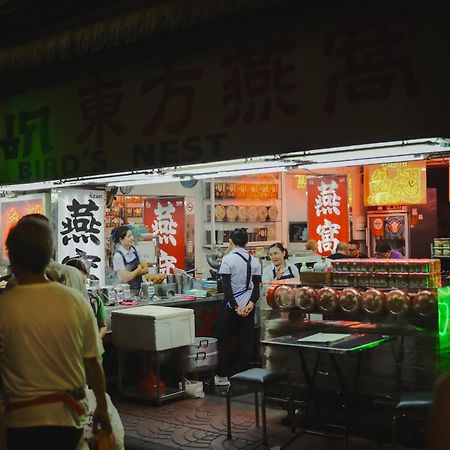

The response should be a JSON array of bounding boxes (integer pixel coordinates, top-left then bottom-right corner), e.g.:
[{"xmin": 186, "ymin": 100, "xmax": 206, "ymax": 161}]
[
  {"xmin": 7, "ymin": 426, "xmax": 82, "ymax": 450},
  {"xmin": 214, "ymin": 306, "xmax": 255, "ymax": 377}
]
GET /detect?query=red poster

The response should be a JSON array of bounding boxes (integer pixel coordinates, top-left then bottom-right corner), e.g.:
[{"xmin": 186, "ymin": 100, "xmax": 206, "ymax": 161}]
[
  {"xmin": 144, "ymin": 197, "xmax": 186, "ymax": 274},
  {"xmin": 0, "ymin": 196, "xmax": 45, "ymax": 259},
  {"xmin": 307, "ymin": 176, "xmax": 350, "ymax": 257},
  {"xmin": 370, "ymin": 217, "xmax": 384, "ymax": 237}
]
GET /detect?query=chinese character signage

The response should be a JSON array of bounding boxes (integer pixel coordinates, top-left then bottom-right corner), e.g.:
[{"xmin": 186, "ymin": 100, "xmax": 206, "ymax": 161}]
[
  {"xmin": 0, "ymin": 194, "xmax": 47, "ymax": 259},
  {"xmin": 307, "ymin": 176, "xmax": 350, "ymax": 256},
  {"xmin": 0, "ymin": 7, "xmax": 448, "ymax": 186},
  {"xmin": 57, "ymin": 189, "xmax": 105, "ymax": 285},
  {"xmin": 364, "ymin": 161, "xmax": 427, "ymax": 206},
  {"xmin": 144, "ymin": 197, "xmax": 194, "ymax": 274}
]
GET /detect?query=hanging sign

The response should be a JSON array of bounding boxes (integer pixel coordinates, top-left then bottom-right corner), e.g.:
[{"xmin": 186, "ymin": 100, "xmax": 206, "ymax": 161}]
[
  {"xmin": 0, "ymin": 194, "xmax": 46, "ymax": 259},
  {"xmin": 57, "ymin": 189, "xmax": 106, "ymax": 285},
  {"xmin": 364, "ymin": 161, "xmax": 427, "ymax": 206},
  {"xmin": 307, "ymin": 176, "xmax": 350, "ymax": 256},
  {"xmin": 143, "ymin": 197, "xmax": 187, "ymax": 274}
]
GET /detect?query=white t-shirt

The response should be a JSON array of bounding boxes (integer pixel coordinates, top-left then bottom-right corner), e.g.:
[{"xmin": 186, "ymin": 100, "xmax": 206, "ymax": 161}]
[
  {"xmin": 0, "ymin": 282, "xmax": 102, "ymax": 429},
  {"xmin": 219, "ymin": 248, "xmax": 262, "ymax": 308}
]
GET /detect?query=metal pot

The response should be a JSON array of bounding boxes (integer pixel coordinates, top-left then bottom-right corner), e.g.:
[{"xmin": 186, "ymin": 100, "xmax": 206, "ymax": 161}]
[
  {"xmin": 100, "ymin": 286, "xmax": 117, "ymax": 305},
  {"xmin": 184, "ymin": 337, "xmax": 218, "ymax": 372},
  {"xmin": 154, "ymin": 282, "xmax": 177, "ymax": 298},
  {"xmin": 139, "ymin": 281, "xmax": 155, "ymax": 299}
]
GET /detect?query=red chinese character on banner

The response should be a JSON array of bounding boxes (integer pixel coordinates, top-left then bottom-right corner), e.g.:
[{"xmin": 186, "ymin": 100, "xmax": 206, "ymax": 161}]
[
  {"xmin": 221, "ymin": 37, "xmax": 299, "ymax": 127},
  {"xmin": 141, "ymin": 63, "xmax": 204, "ymax": 136},
  {"xmin": 324, "ymin": 14, "xmax": 419, "ymax": 114},
  {"xmin": 307, "ymin": 176, "xmax": 349, "ymax": 256}
]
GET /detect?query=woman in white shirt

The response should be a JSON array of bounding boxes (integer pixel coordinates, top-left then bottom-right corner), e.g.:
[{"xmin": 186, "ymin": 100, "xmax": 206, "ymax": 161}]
[{"xmin": 262, "ymin": 243, "xmax": 299, "ymax": 282}]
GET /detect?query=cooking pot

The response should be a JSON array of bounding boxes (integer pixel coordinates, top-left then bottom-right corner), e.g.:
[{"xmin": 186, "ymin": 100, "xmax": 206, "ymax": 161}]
[
  {"xmin": 100, "ymin": 286, "xmax": 117, "ymax": 305},
  {"xmin": 154, "ymin": 282, "xmax": 177, "ymax": 298},
  {"xmin": 184, "ymin": 337, "xmax": 218, "ymax": 372},
  {"xmin": 139, "ymin": 281, "xmax": 155, "ymax": 299}
]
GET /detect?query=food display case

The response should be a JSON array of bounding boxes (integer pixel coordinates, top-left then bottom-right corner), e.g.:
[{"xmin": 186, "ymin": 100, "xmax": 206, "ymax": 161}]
[{"xmin": 262, "ymin": 258, "xmax": 448, "ymax": 394}]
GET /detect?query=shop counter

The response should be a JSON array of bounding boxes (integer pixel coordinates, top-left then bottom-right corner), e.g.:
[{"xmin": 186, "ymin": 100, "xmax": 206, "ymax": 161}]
[
  {"xmin": 105, "ymin": 293, "xmax": 224, "ymax": 338},
  {"xmin": 102, "ymin": 295, "xmax": 223, "ymax": 391}
]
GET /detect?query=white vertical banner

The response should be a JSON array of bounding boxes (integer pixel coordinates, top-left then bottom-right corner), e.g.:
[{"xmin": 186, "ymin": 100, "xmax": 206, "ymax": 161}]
[{"xmin": 57, "ymin": 189, "xmax": 105, "ymax": 285}]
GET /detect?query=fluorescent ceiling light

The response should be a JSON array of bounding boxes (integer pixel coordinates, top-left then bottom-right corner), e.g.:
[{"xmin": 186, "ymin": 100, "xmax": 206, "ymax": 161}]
[
  {"xmin": 111, "ymin": 174, "xmax": 179, "ymax": 187},
  {"xmin": 193, "ymin": 166, "xmax": 287, "ymax": 179},
  {"xmin": 171, "ymin": 159, "xmax": 296, "ymax": 176},
  {"xmin": 296, "ymin": 154, "xmax": 425, "ymax": 171},
  {"xmin": 287, "ymin": 138, "xmax": 447, "ymax": 165}
]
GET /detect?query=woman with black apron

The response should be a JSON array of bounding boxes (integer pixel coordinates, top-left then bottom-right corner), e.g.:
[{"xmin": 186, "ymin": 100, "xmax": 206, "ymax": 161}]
[
  {"xmin": 262, "ymin": 242, "xmax": 299, "ymax": 282},
  {"xmin": 112, "ymin": 226, "xmax": 148, "ymax": 296}
]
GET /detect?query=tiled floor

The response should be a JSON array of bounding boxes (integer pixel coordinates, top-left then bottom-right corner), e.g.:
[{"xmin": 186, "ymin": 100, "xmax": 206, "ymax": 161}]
[{"xmin": 114, "ymin": 388, "xmax": 422, "ymax": 450}]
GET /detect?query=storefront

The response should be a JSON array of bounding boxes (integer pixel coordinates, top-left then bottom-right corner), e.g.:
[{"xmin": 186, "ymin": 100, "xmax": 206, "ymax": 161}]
[{"xmin": 0, "ymin": 1, "xmax": 449, "ymax": 438}]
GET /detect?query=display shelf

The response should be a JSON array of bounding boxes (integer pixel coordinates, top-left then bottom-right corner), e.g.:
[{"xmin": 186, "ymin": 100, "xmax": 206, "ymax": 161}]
[{"xmin": 203, "ymin": 176, "xmax": 281, "ymax": 247}]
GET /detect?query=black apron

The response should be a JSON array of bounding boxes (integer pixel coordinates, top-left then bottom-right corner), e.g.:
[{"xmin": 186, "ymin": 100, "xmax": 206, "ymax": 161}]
[
  {"xmin": 272, "ymin": 265, "xmax": 294, "ymax": 280},
  {"xmin": 115, "ymin": 245, "xmax": 142, "ymax": 293}
]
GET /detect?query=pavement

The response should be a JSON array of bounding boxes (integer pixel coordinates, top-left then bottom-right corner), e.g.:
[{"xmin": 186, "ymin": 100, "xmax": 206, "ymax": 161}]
[{"xmin": 113, "ymin": 385, "xmax": 424, "ymax": 450}]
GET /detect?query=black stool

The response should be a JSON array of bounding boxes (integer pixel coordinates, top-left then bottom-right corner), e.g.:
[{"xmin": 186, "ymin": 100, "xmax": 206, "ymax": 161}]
[
  {"xmin": 392, "ymin": 391, "xmax": 433, "ymax": 450},
  {"xmin": 226, "ymin": 368, "xmax": 294, "ymax": 446}
]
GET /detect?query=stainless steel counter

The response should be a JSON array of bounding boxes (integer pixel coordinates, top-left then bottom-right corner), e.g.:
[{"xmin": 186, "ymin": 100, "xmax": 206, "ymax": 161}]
[{"xmin": 105, "ymin": 294, "xmax": 224, "ymax": 331}]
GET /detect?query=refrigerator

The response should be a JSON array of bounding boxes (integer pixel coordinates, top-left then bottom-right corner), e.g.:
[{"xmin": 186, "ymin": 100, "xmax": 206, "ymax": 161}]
[{"xmin": 366, "ymin": 210, "xmax": 410, "ymax": 258}]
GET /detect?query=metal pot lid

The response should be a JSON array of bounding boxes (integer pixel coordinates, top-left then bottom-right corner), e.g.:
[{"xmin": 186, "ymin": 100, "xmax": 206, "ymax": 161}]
[
  {"xmin": 295, "ymin": 287, "xmax": 317, "ymax": 312},
  {"xmin": 318, "ymin": 287, "xmax": 338, "ymax": 312},
  {"xmin": 412, "ymin": 290, "xmax": 436, "ymax": 317},
  {"xmin": 274, "ymin": 285, "xmax": 295, "ymax": 309},
  {"xmin": 386, "ymin": 289, "xmax": 410, "ymax": 315},
  {"xmin": 361, "ymin": 289, "xmax": 385, "ymax": 315},
  {"xmin": 339, "ymin": 288, "xmax": 361, "ymax": 314}
]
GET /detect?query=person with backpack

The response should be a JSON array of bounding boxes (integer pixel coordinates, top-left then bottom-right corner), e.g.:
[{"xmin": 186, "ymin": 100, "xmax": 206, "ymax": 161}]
[{"xmin": 214, "ymin": 228, "xmax": 262, "ymax": 386}]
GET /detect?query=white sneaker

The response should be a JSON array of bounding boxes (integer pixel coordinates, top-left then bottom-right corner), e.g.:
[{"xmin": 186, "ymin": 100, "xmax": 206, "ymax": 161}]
[{"xmin": 214, "ymin": 375, "xmax": 230, "ymax": 386}]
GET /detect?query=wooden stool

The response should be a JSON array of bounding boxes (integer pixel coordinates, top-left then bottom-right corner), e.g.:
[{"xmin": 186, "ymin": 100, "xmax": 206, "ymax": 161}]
[
  {"xmin": 392, "ymin": 391, "xmax": 433, "ymax": 450},
  {"xmin": 226, "ymin": 368, "xmax": 294, "ymax": 446}
]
